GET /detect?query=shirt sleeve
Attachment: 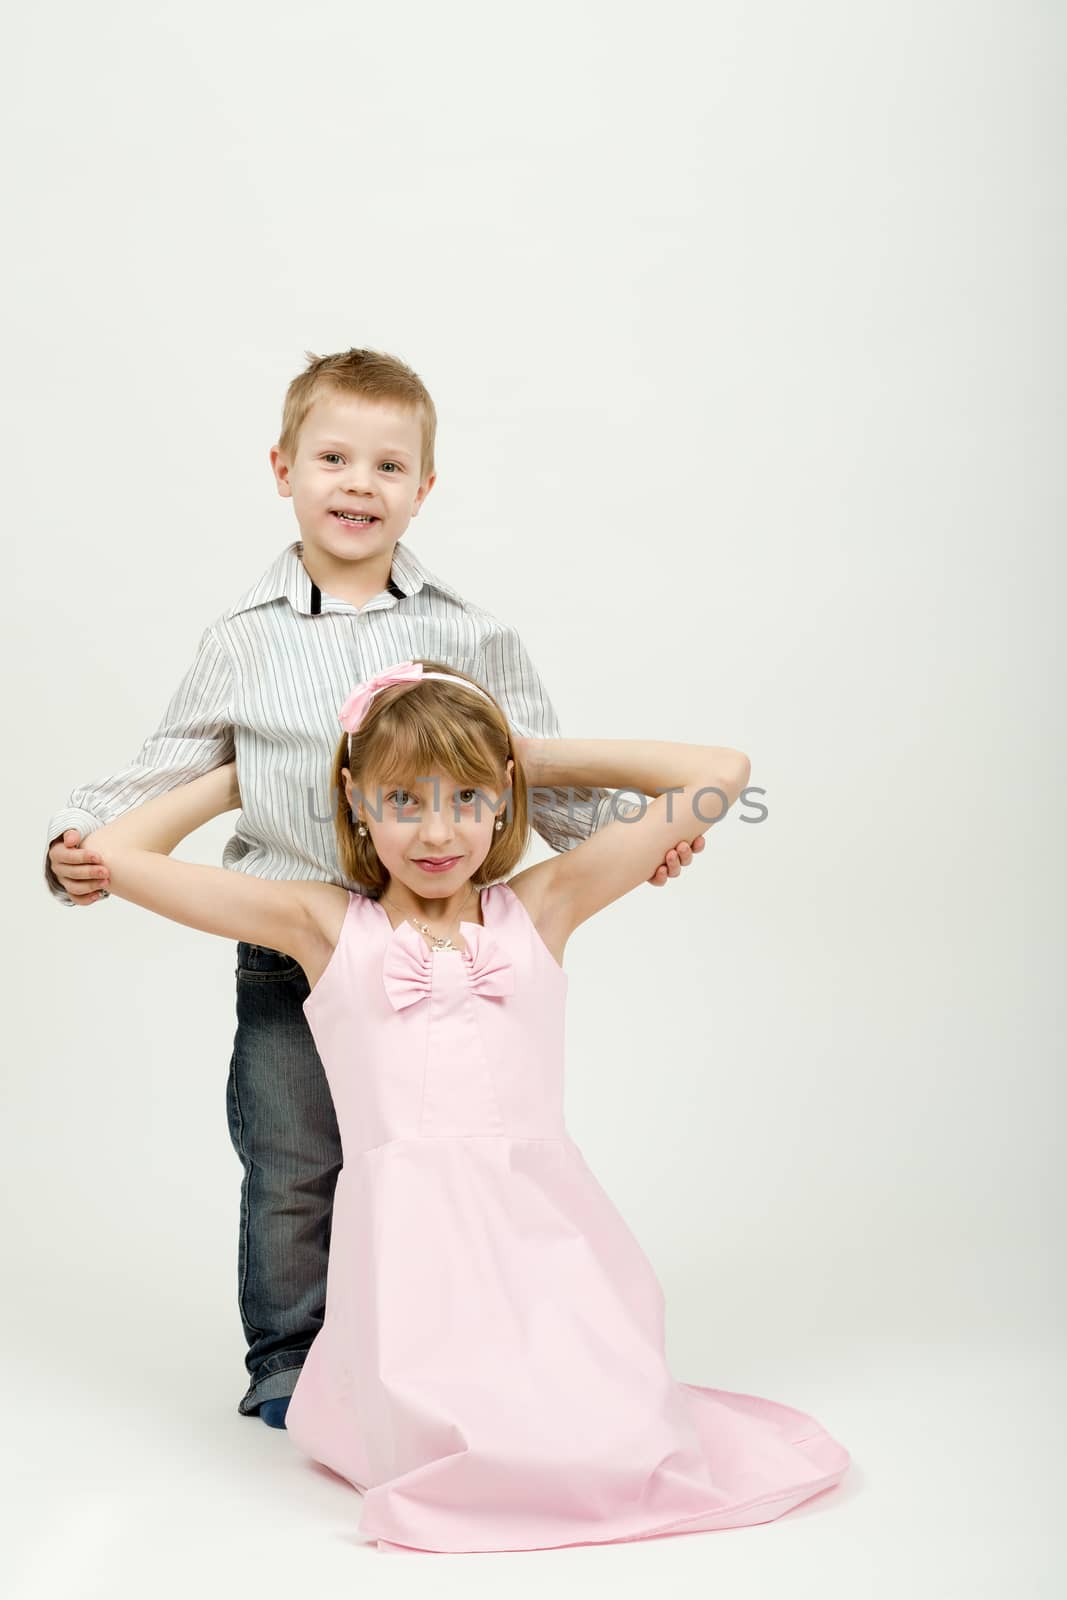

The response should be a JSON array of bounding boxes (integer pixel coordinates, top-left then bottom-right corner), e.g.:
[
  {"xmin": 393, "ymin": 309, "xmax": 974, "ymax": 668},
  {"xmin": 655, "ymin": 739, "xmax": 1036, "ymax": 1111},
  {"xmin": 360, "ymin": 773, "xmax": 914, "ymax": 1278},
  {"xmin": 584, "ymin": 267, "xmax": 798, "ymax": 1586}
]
[
  {"xmin": 478, "ymin": 620, "xmax": 641, "ymax": 854},
  {"xmin": 44, "ymin": 625, "xmax": 236, "ymax": 904}
]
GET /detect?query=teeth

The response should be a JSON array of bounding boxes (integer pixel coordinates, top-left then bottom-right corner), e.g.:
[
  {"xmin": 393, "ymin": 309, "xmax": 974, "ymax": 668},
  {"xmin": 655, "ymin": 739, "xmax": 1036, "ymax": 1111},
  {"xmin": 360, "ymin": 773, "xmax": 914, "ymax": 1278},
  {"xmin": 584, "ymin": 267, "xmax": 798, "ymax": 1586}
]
[{"xmin": 335, "ymin": 512, "xmax": 376, "ymax": 523}]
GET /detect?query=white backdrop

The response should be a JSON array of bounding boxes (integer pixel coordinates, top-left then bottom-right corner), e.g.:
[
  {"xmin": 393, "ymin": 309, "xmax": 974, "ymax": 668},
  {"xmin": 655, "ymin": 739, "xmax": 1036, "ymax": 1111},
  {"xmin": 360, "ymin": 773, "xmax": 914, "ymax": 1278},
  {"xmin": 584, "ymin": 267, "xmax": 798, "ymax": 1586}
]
[{"xmin": 4, "ymin": 2, "xmax": 1063, "ymax": 1596}]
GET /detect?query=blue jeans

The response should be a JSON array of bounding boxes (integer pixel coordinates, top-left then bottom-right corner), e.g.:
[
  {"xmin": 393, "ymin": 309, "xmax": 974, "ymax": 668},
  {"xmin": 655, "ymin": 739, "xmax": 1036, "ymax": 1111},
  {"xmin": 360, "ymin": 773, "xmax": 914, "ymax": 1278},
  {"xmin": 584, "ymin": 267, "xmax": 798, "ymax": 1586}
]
[{"xmin": 225, "ymin": 941, "xmax": 342, "ymax": 1415}]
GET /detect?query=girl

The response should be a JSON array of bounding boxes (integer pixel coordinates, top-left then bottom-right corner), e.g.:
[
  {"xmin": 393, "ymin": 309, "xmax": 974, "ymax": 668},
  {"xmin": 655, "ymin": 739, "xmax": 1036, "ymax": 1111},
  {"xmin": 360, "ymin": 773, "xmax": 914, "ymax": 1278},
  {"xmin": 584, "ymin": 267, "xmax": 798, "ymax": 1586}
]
[{"xmin": 82, "ymin": 657, "xmax": 850, "ymax": 1554}]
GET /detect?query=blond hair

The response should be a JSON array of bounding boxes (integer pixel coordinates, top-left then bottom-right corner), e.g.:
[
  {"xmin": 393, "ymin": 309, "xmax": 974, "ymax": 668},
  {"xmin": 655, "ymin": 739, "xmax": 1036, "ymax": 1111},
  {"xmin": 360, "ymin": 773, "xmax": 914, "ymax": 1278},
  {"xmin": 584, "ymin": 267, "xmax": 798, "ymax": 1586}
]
[
  {"xmin": 278, "ymin": 347, "xmax": 437, "ymax": 481},
  {"xmin": 331, "ymin": 659, "xmax": 530, "ymax": 895}
]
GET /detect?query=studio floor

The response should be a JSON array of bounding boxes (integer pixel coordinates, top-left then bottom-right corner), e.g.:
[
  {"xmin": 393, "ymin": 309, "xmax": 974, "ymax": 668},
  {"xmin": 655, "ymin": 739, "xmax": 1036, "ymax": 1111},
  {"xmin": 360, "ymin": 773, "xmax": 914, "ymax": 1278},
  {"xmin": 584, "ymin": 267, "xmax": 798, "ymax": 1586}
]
[{"xmin": 5, "ymin": 1294, "xmax": 1062, "ymax": 1599}]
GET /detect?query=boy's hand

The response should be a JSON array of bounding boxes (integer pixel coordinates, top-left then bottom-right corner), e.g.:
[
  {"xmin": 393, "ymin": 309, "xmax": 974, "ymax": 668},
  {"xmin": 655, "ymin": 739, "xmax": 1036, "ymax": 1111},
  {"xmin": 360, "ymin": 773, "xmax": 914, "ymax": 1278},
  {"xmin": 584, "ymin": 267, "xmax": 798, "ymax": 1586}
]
[
  {"xmin": 647, "ymin": 834, "xmax": 705, "ymax": 886},
  {"xmin": 49, "ymin": 829, "xmax": 111, "ymax": 906}
]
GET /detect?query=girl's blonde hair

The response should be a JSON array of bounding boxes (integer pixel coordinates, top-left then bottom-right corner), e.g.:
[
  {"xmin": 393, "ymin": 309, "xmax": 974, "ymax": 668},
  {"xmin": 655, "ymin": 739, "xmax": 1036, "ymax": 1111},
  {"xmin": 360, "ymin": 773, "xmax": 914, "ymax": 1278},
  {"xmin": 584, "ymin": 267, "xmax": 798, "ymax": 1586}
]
[
  {"xmin": 278, "ymin": 347, "xmax": 437, "ymax": 482},
  {"xmin": 331, "ymin": 659, "xmax": 531, "ymax": 896}
]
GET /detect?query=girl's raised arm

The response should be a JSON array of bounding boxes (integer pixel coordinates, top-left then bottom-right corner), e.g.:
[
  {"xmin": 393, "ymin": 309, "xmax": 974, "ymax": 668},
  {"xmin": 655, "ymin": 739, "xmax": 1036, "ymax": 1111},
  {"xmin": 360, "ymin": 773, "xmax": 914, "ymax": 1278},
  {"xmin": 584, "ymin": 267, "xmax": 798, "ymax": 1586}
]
[
  {"xmin": 81, "ymin": 763, "xmax": 319, "ymax": 962},
  {"xmin": 515, "ymin": 738, "xmax": 751, "ymax": 949}
]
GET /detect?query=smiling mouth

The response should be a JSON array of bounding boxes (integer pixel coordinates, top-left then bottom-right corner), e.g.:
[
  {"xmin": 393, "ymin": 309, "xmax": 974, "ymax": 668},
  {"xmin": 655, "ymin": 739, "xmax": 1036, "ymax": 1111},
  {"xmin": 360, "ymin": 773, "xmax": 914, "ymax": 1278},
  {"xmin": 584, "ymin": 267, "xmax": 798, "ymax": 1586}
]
[{"xmin": 331, "ymin": 511, "xmax": 380, "ymax": 525}]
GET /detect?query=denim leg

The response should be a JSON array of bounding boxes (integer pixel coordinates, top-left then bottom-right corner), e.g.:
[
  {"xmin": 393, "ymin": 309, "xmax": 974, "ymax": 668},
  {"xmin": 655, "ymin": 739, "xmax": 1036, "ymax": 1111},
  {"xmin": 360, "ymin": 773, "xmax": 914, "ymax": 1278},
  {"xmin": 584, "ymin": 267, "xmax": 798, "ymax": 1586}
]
[{"xmin": 225, "ymin": 940, "xmax": 342, "ymax": 1414}]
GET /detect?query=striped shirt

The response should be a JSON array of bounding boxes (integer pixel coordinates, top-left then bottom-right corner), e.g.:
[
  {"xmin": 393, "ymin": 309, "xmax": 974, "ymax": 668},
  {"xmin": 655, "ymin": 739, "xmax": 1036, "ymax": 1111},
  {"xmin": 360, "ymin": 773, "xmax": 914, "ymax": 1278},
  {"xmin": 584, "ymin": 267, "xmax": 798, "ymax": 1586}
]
[{"xmin": 44, "ymin": 539, "xmax": 627, "ymax": 904}]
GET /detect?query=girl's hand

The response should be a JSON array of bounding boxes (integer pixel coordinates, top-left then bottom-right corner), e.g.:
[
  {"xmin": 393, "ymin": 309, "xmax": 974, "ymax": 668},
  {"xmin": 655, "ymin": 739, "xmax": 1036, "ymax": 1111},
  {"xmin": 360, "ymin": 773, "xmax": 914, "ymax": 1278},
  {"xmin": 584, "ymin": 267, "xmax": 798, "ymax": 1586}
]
[{"xmin": 512, "ymin": 735, "xmax": 537, "ymax": 780}]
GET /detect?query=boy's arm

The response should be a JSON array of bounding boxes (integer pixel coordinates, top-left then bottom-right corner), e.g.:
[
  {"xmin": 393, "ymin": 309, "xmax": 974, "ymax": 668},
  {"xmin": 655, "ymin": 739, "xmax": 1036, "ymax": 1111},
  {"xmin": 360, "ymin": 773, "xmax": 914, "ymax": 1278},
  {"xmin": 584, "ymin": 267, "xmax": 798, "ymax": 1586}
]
[
  {"xmin": 45, "ymin": 625, "xmax": 235, "ymax": 906},
  {"xmin": 479, "ymin": 622, "xmax": 642, "ymax": 854}
]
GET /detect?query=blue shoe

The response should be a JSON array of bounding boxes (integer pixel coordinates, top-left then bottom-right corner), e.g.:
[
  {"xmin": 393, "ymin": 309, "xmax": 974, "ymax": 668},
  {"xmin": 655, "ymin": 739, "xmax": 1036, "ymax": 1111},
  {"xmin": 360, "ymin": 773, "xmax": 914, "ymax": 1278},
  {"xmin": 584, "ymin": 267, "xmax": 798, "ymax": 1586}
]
[{"xmin": 258, "ymin": 1397, "xmax": 290, "ymax": 1429}]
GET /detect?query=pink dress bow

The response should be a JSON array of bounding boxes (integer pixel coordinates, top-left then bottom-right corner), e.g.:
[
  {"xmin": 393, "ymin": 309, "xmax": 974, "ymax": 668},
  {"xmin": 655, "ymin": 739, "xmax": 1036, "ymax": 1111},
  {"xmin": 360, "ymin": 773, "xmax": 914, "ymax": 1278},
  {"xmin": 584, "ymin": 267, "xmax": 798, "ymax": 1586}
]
[
  {"xmin": 339, "ymin": 660, "xmax": 423, "ymax": 734},
  {"xmin": 382, "ymin": 919, "xmax": 515, "ymax": 1011}
]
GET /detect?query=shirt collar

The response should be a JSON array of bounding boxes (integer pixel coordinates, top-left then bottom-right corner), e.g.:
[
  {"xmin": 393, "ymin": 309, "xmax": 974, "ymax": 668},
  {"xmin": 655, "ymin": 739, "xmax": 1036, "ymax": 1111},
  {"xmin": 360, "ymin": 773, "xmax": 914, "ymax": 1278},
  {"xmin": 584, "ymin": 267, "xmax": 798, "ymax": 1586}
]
[{"xmin": 221, "ymin": 539, "xmax": 466, "ymax": 620}]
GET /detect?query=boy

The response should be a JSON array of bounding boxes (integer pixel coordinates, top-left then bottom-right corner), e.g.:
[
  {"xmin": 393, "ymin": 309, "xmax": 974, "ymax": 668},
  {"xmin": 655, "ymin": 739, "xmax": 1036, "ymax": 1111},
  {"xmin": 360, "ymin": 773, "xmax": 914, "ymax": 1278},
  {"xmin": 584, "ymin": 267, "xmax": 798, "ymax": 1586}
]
[{"xmin": 44, "ymin": 347, "xmax": 702, "ymax": 1426}]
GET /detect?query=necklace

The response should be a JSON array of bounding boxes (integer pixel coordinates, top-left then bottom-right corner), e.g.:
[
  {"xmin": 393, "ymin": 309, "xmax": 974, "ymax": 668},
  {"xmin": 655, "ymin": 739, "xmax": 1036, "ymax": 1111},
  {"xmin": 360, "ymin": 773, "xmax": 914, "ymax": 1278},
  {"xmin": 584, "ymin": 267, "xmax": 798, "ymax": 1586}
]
[{"xmin": 380, "ymin": 884, "xmax": 479, "ymax": 951}]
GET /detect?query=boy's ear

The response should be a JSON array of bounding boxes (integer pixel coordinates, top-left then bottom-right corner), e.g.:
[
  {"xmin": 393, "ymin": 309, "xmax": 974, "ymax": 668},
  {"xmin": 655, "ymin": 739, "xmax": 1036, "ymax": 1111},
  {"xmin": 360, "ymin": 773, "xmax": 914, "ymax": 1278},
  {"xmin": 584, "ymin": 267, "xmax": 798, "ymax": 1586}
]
[
  {"xmin": 410, "ymin": 472, "xmax": 436, "ymax": 515},
  {"xmin": 269, "ymin": 444, "xmax": 293, "ymax": 497}
]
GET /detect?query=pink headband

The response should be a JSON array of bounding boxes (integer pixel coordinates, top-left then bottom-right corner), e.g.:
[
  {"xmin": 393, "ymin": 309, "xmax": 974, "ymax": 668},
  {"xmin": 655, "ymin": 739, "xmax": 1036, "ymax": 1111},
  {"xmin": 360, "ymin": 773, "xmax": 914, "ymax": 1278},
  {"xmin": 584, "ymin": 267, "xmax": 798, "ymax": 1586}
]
[{"xmin": 338, "ymin": 659, "xmax": 498, "ymax": 741}]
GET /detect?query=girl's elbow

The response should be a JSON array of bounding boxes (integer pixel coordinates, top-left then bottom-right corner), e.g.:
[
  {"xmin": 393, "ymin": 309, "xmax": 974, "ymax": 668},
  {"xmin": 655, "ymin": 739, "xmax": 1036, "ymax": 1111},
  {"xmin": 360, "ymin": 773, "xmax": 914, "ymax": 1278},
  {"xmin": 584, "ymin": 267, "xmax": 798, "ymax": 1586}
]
[{"xmin": 698, "ymin": 751, "xmax": 750, "ymax": 805}]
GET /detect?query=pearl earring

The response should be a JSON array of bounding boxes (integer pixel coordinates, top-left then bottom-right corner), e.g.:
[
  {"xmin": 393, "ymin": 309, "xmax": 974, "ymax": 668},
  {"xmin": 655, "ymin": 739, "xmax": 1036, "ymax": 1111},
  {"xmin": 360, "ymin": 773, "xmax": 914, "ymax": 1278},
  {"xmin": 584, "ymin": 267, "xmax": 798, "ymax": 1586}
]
[
  {"xmin": 494, "ymin": 819, "xmax": 503, "ymax": 831},
  {"xmin": 357, "ymin": 824, "xmax": 368, "ymax": 836}
]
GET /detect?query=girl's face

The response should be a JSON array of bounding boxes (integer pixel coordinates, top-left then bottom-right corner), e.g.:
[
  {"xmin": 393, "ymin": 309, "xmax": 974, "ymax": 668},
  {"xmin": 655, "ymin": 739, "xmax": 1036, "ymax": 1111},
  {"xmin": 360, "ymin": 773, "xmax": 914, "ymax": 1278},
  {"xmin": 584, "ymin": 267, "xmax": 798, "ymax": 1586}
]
[{"xmin": 343, "ymin": 762, "xmax": 514, "ymax": 894}]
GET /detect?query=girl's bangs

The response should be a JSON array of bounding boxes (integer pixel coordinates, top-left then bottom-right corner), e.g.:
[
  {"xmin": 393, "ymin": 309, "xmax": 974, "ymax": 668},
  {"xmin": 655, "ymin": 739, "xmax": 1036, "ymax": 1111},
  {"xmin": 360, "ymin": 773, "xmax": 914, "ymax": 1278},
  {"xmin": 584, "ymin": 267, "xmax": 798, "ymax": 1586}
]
[{"xmin": 363, "ymin": 719, "xmax": 496, "ymax": 794}]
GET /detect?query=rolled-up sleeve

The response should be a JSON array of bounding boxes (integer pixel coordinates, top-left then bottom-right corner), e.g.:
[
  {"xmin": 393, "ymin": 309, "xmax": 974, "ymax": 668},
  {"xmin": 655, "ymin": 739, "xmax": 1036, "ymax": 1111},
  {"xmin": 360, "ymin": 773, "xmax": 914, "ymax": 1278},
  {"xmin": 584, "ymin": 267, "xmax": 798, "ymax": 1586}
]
[{"xmin": 44, "ymin": 625, "xmax": 235, "ymax": 903}]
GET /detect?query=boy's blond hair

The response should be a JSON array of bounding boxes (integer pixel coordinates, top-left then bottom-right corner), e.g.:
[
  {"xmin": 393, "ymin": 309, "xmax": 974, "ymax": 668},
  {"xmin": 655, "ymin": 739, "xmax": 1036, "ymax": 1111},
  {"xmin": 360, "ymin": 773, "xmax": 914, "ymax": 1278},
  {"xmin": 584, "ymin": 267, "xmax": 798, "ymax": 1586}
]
[
  {"xmin": 332, "ymin": 658, "xmax": 530, "ymax": 896},
  {"xmin": 279, "ymin": 347, "xmax": 438, "ymax": 481}
]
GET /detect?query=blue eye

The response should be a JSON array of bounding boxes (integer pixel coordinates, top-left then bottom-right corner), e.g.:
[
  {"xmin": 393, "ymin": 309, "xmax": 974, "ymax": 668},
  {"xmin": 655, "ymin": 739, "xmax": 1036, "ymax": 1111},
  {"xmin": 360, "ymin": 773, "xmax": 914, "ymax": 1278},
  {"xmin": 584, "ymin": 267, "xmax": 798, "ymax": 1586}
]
[{"xmin": 321, "ymin": 453, "xmax": 401, "ymax": 470}]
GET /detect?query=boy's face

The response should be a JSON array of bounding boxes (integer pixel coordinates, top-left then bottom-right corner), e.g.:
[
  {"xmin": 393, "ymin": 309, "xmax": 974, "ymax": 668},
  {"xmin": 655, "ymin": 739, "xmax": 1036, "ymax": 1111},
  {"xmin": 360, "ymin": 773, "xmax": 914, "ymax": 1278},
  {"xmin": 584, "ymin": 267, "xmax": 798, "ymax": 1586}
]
[{"xmin": 270, "ymin": 390, "xmax": 436, "ymax": 564}]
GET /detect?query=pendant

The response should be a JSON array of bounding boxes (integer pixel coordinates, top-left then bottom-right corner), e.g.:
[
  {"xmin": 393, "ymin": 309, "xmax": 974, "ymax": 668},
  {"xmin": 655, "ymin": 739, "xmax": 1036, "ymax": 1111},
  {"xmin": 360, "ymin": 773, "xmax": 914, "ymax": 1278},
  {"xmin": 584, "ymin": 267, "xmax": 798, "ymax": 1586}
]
[{"xmin": 410, "ymin": 916, "xmax": 456, "ymax": 951}]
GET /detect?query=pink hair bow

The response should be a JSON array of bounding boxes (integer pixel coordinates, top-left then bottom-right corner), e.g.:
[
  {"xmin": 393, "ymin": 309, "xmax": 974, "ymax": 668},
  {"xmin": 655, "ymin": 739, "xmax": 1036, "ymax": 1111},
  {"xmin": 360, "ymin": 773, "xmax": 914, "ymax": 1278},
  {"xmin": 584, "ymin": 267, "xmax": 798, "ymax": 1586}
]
[{"xmin": 338, "ymin": 660, "xmax": 424, "ymax": 734}]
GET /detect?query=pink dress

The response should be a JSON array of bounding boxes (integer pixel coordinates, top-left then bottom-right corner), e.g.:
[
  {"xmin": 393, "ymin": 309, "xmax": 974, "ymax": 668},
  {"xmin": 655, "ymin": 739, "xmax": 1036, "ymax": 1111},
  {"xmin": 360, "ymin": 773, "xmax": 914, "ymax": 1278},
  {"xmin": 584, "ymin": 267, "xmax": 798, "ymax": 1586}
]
[{"xmin": 286, "ymin": 881, "xmax": 850, "ymax": 1553}]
